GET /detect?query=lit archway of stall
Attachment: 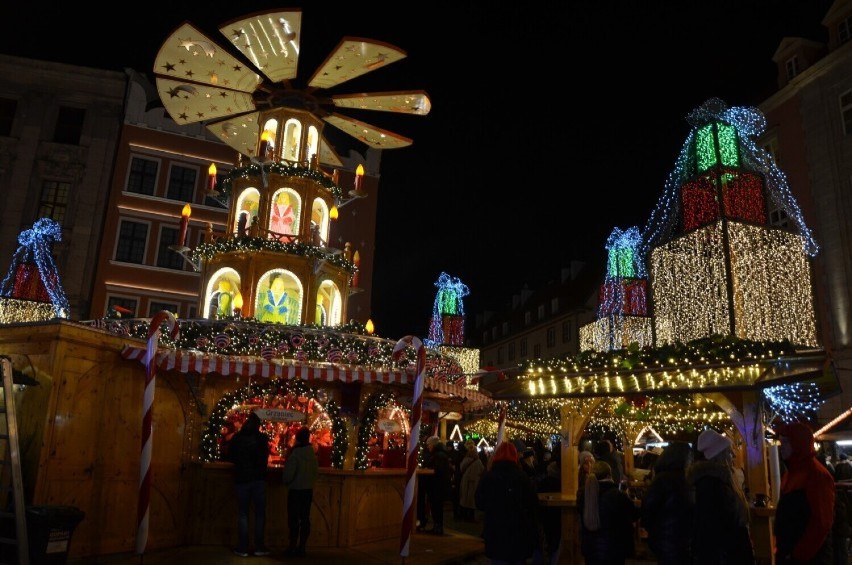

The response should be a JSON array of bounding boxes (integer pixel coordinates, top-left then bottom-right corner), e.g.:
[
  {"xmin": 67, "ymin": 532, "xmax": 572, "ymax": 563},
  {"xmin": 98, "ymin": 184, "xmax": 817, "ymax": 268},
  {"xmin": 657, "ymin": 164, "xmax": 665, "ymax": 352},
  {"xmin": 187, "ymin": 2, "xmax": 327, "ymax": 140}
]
[
  {"xmin": 200, "ymin": 377, "xmax": 347, "ymax": 469},
  {"xmin": 354, "ymin": 390, "xmax": 412, "ymax": 470}
]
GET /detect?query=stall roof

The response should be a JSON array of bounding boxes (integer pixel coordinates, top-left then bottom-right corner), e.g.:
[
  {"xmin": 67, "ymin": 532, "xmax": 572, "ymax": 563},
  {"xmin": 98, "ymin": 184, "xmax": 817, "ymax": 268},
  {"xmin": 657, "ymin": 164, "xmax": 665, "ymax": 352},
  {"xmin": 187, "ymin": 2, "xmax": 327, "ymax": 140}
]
[
  {"xmin": 481, "ymin": 349, "xmax": 835, "ymax": 400},
  {"xmin": 121, "ymin": 344, "xmax": 493, "ymax": 411}
]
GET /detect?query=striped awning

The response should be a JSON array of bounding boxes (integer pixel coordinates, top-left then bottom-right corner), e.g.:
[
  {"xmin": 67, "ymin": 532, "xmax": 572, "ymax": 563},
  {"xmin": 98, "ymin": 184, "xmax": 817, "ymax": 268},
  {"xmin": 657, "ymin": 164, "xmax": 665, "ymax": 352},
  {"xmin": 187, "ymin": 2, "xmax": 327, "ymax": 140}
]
[{"xmin": 120, "ymin": 344, "xmax": 493, "ymax": 410}]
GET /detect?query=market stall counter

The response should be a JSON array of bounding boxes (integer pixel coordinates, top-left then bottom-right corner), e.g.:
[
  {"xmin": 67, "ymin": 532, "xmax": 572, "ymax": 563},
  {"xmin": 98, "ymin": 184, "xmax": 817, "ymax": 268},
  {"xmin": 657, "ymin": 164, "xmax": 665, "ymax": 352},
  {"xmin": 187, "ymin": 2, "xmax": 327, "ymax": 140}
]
[{"xmin": 187, "ymin": 462, "xmax": 411, "ymax": 548}]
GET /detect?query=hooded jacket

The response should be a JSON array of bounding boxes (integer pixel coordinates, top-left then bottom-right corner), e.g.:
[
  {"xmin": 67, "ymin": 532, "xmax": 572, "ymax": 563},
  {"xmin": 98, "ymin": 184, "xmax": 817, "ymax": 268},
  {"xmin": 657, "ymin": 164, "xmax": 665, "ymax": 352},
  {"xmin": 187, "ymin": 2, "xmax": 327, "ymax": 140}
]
[
  {"xmin": 774, "ymin": 422, "xmax": 835, "ymax": 563},
  {"xmin": 282, "ymin": 441, "xmax": 319, "ymax": 491}
]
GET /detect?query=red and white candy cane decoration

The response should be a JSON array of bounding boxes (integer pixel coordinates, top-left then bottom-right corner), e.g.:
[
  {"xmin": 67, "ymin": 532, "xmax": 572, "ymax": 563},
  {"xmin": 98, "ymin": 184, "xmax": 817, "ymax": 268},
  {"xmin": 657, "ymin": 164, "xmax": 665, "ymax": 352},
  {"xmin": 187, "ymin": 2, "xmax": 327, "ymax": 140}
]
[
  {"xmin": 136, "ymin": 311, "xmax": 179, "ymax": 556},
  {"xmin": 393, "ymin": 335, "xmax": 426, "ymax": 560},
  {"xmin": 495, "ymin": 402, "xmax": 508, "ymax": 448}
]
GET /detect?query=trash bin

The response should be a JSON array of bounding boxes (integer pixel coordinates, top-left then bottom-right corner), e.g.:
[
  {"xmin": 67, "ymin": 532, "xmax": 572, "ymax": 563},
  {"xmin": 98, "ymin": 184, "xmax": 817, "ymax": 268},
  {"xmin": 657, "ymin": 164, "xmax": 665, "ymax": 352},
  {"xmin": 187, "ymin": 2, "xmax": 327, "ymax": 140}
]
[{"xmin": 25, "ymin": 505, "xmax": 84, "ymax": 564}]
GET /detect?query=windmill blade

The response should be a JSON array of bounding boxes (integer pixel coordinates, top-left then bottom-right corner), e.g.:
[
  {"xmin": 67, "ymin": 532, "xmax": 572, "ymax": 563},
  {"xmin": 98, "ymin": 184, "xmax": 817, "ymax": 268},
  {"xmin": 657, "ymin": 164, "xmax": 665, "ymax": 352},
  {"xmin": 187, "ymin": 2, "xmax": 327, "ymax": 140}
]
[
  {"xmin": 308, "ymin": 38, "xmax": 407, "ymax": 90},
  {"xmin": 332, "ymin": 90, "xmax": 431, "ymax": 116},
  {"xmin": 324, "ymin": 113, "xmax": 413, "ymax": 149},
  {"xmin": 155, "ymin": 78, "xmax": 256, "ymax": 125},
  {"xmin": 219, "ymin": 10, "xmax": 302, "ymax": 83},
  {"xmin": 319, "ymin": 138, "xmax": 344, "ymax": 167},
  {"xmin": 206, "ymin": 111, "xmax": 261, "ymax": 157},
  {"xmin": 153, "ymin": 22, "xmax": 261, "ymax": 94}
]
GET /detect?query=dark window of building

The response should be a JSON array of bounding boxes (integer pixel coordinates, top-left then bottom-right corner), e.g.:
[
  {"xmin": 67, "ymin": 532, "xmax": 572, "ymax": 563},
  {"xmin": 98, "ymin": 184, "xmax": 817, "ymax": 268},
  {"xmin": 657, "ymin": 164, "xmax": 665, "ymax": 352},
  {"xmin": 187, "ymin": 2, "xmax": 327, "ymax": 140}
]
[
  {"xmin": 546, "ymin": 327, "xmax": 556, "ymax": 348},
  {"xmin": 497, "ymin": 347, "xmax": 504, "ymax": 364},
  {"xmin": 149, "ymin": 301, "xmax": 178, "ymax": 317},
  {"xmin": 841, "ymin": 90, "xmax": 852, "ymax": 136},
  {"xmin": 156, "ymin": 227, "xmax": 185, "ymax": 270},
  {"xmin": 840, "ymin": 16, "xmax": 852, "ymax": 44},
  {"xmin": 502, "ymin": 321, "xmax": 509, "ymax": 336},
  {"xmin": 533, "ymin": 344, "xmax": 541, "ymax": 358},
  {"xmin": 115, "ymin": 220, "xmax": 148, "ymax": 264},
  {"xmin": 107, "ymin": 296, "xmax": 138, "ymax": 317},
  {"xmin": 538, "ymin": 304, "xmax": 545, "ymax": 320},
  {"xmin": 0, "ymin": 98, "xmax": 17, "ymax": 136},
  {"xmin": 769, "ymin": 207, "xmax": 790, "ymax": 229},
  {"xmin": 562, "ymin": 321, "xmax": 572, "ymax": 343},
  {"xmin": 551, "ymin": 297, "xmax": 559, "ymax": 314},
  {"xmin": 127, "ymin": 157, "xmax": 158, "ymax": 196},
  {"xmin": 525, "ymin": 311, "xmax": 531, "ymax": 325},
  {"xmin": 53, "ymin": 106, "xmax": 85, "ymax": 144},
  {"xmin": 166, "ymin": 165, "xmax": 197, "ymax": 202},
  {"xmin": 785, "ymin": 56, "xmax": 799, "ymax": 81},
  {"xmin": 38, "ymin": 181, "xmax": 71, "ymax": 225},
  {"xmin": 520, "ymin": 338, "xmax": 528, "ymax": 357},
  {"xmin": 508, "ymin": 342, "xmax": 515, "ymax": 361},
  {"xmin": 188, "ymin": 305, "xmax": 197, "ymax": 318}
]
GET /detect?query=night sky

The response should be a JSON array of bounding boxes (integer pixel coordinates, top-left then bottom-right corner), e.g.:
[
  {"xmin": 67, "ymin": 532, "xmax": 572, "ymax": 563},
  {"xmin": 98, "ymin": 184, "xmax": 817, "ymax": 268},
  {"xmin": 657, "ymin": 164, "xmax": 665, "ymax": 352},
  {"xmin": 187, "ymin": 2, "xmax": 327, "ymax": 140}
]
[{"xmin": 0, "ymin": 1, "xmax": 833, "ymax": 340}]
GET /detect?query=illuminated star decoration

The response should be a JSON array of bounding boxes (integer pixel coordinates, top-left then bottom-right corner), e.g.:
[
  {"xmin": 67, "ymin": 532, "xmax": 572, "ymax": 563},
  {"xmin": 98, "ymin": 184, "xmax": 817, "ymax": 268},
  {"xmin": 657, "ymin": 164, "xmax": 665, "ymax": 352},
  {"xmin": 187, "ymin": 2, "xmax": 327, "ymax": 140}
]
[
  {"xmin": 641, "ymin": 97, "xmax": 818, "ymax": 261},
  {"xmin": 0, "ymin": 218, "xmax": 70, "ymax": 318},
  {"xmin": 425, "ymin": 272, "xmax": 469, "ymax": 347}
]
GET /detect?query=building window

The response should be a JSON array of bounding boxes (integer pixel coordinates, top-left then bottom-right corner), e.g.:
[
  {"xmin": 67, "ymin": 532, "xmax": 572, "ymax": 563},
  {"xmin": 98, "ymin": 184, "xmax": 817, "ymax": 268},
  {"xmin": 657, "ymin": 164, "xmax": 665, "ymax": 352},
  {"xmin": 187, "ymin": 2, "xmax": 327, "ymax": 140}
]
[
  {"xmin": 525, "ymin": 311, "xmax": 531, "ymax": 325},
  {"xmin": 538, "ymin": 304, "xmax": 545, "ymax": 319},
  {"xmin": 166, "ymin": 164, "xmax": 197, "ymax": 202},
  {"xmin": 0, "ymin": 98, "xmax": 17, "ymax": 136},
  {"xmin": 491, "ymin": 326, "xmax": 497, "ymax": 340},
  {"xmin": 53, "ymin": 106, "xmax": 85, "ymax": 145},
  {"xmin": 482, "ymin": 330, "xmax": 489, "ymax": 344},
  {"xmin": 533, "ymin": 344, "xmax": 541, "ymax": 358},
  {"xmin": 107, "ymin": 296, "xmax": 138, "ymax": 317},
  {"xmin": 546, "ymin": 327, "xmax": 555, "ymax": 348},
  {"xmin": 115, "ymin": 220, "xmax": 148, "ymax": 264},
  {"xmin": 841, "ymin": 90, "xmax": 852, "ymax": 136},
  {"xmin": 497, "ymin": 346, "xmax": 504, "ymax": 364},
  {"xmin": 785, "ymin": 56, "xmax": 799, "ymax": 81},
  {"xmin": 156, "ymin": 227, "xmax": 185, "ymax": 270},
  {"xmin": 508, "ymin": 342, "xmax": 515, "ymax": 361},
  {"xmin": 762, "ymin": 138, "xmax": 779, "ymax": 166},
  {"xmin": 149, "ymin": 301, "xmax": 178, "ymax": 317},
  {"xmin": 840, "ymin": 16, "xmax": 852, "ymax": 44},
  {"xmin": 768, "ymin": 206, "xmax": 790, "ymax": 229},
  {"xmin": 562, "ymin": 321, "xmax": 572, "ymax": 343},
  {"xmin": 188, "ymin": 305, "xmax": 197, "ymax": 318},
  {"xmin": 38, "ymin": 181, "xmax": 71, "ymax": 225},
  {"xmin": 551, "ymin": 297, "xmax": 559, "ymax": 314},
  {"xmin": 502, "ymin": 321, "xmax": 509, "ymax": 336},
  {"xmin": 520, "ymin": 338, "xmax": 528, "ymax": 357},
  {"xmin": 127, "ymin": 157, "xmax": 159, "ymax": 196}
]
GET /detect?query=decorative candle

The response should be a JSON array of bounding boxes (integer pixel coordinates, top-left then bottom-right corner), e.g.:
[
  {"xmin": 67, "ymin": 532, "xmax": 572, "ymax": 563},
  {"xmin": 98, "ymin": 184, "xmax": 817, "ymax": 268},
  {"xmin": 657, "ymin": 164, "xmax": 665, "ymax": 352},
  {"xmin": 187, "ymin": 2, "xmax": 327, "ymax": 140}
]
[
  {"xmin": 329, "ymin": 205, "xmax": 339, "ymax": 221},
  {"xmin": 258, "ymin": 131, "xmax": 271, "ymax": 159},
  {"xmin": 232, "ymin": 291, "xmax": 243, "ymax": 318},
  {"xmin": 178, "ymin": 204, "xmax": 191, "ymax": 247},
  {"xmin": 352, "ymin": 250, "xmax": 361, "ymax": 287},
  {"xmin": 354, "ymin": 164, "xmax": 364, "ymax": 191},
  {"xmin": 206, "ymin": 163, "xmax": 217, "ymax": 192}
]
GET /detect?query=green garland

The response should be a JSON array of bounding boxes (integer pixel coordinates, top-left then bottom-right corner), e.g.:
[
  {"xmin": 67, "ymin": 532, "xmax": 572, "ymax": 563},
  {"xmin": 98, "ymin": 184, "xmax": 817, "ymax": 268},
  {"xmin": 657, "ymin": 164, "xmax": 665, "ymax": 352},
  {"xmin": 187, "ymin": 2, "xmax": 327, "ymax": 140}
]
[
  {"xmin": 219, "ymin": 162, "xmax": 343, "ymax": 200},
  {"xmin": 192, "ymin": 236, "xmax": 356, "ymax": 271}
]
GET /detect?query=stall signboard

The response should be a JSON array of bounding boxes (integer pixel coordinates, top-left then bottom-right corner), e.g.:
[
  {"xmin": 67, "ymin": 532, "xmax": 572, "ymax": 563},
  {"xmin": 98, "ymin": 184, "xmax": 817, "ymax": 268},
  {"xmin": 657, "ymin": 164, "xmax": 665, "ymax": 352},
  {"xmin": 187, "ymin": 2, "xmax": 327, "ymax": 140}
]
[
  {"xmin": 398, "ymin": 396, "xmax": 439, "ymax": 412},
  {"xmin": 254, "ymin": 408, "xmax": 306, "ymax": 422},
  {"xmin": 377, "ymin": 418, "xmax": 402, "ymax": 433}
]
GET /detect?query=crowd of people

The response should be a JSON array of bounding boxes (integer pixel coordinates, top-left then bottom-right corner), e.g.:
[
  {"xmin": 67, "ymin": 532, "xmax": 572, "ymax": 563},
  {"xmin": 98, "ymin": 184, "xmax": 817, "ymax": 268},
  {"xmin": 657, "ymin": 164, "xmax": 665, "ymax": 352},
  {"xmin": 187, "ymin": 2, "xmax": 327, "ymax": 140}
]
[{"xmin": 224, "ymin": 417, "xmax": 850, "ymax": 564}]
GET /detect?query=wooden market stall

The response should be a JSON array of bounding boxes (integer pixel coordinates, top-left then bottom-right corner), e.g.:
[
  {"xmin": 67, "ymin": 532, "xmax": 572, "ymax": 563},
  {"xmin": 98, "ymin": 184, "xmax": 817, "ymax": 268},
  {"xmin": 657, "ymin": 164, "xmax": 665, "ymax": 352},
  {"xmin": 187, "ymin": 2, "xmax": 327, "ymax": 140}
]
[{"xmin": 0, "ymin": 319, "xmax": 491, "ymax": 559}]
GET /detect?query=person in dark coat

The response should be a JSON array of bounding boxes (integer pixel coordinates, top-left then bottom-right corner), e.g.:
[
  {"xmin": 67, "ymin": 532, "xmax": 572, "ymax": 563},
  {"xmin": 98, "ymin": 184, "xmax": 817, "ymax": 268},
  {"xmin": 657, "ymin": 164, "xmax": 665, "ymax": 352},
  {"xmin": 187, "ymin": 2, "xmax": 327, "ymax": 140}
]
[
  {"xmin": 594, "ymin": 440, "xmax": 623, "ymax": 485},
  {"xmin": 475, "ymin": 441, "xmax": 541, "ymax": 564},
  {"xmin": 424, "ymin": 436, "xmax": 452, "ymax": 534},
  {"xmin": 774, "ymin": 421, "xmax": 835, "ymax": 565},
  {"xmin": 537, "ymin": 457, "xmax": 563, "ymax": 565},
  {"xmin": 416, "ymin": 436, "xmax": 435, "ymax": 531},
  {"xmin": 225, "ymin": 411, "xmax": 271, "ymax": 557},
  {"xmin": 640, "ymin": 440, "xmax": 693, "ymax": 564},
  {"xmin": 580, "ymin": 460, "xmax": 638, "ymax": 565},
  {"xmin": 282, "ymin": 426, "xmax": 319, "ymax": 557},
  {"xmin": 687, "ymin": 429, "xmax": 755, "ymax": 564}
]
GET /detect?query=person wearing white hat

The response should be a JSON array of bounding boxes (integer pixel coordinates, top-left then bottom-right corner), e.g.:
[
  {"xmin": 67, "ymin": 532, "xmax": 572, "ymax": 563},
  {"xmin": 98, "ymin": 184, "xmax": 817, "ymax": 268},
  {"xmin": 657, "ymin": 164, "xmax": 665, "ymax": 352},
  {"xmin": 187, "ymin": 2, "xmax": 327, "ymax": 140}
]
[{"xmin": 687, "ymin": 429, "xmax": 755, "ymax": 563}]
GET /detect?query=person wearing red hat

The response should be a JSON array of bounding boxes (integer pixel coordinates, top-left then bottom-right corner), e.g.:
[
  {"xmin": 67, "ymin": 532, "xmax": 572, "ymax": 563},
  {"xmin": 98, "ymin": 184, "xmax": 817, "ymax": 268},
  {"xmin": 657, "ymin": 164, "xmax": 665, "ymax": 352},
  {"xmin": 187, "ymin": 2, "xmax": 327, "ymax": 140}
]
[{"xmin": 773, "ymin": 421, "xmax": 835, "ymax": 564}]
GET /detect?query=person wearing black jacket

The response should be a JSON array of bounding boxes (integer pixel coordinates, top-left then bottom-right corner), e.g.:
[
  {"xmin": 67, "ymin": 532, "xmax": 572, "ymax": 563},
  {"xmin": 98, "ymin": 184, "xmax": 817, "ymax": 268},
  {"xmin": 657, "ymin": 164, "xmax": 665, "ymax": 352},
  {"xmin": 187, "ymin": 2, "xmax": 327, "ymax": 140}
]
[
  {"xmin": 640, "ymin": 441, "xmax": 694, "ymax": 564},
  {"xmin": 580, "ymin": 460, "xmax": 638, "ymax": 565},
  {"xmin": 475, "ymin": 441, "xmax": 541, "ymax": 563},
  {"xmin": 423, "ymin": 436, "xmax": 452, "ymax": 534},
  {"xmin": 225, "ymin": 411, "xmax": 271, "ymax": 557}
]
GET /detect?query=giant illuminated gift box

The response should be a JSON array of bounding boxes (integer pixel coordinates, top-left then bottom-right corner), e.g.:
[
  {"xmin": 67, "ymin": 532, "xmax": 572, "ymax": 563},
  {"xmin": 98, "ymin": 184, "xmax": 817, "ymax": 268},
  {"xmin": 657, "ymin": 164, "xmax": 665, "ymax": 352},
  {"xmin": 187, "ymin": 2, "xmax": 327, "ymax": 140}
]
[
  {"xmin": 13, "ymin": 263, "xmax": 51, "ymax": 302},
  {"xmin": 681, "ymin": 168, "xmax": 767, "ymax": 232},
  {"xmin": 598, "ymin": 279, "xmax": 648, "ymax": 316}
]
